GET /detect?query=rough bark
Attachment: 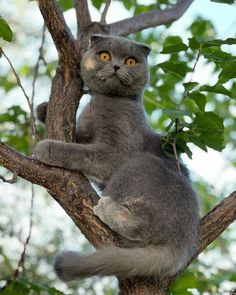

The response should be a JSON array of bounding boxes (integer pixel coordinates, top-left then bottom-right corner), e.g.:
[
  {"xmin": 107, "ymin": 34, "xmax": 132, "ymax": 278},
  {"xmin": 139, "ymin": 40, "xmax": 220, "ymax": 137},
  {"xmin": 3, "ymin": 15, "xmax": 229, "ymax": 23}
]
[
  {"xmin": 37, "ymin": 0, "xmax": 82, "ymax": 142},
  {"xmin": 108, "ymin": 0, "xmax": 194, "ymax": 36},
  {"xmin": 1, "ymin": 0, "xmax": 236, "ymax": 294},
  {"xmin": 74, "ymin": 0, "xmax": 92, "ymax": 34},
  {"xmin": 0, "ymin": 142, "xmax": 235, "ymax": 294},
  {"xmin": 0, "ymin": 142, "xmax": 120, "ymax": 248}
]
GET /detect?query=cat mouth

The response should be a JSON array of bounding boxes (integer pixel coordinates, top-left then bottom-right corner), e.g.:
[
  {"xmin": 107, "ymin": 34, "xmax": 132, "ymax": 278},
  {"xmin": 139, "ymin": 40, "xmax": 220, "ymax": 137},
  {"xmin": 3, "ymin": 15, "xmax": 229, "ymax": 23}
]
[{"xmin": 96, "ymin": 70, "xmax": 132, "ymax": 86}]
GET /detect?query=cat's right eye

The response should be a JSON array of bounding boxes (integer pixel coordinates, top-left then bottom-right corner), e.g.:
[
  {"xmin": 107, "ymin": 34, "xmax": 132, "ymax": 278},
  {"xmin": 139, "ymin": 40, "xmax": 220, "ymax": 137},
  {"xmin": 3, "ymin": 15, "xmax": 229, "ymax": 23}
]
[{"xmin": 99, "ymin": 51, "xmax": 111, "ymax": 62}]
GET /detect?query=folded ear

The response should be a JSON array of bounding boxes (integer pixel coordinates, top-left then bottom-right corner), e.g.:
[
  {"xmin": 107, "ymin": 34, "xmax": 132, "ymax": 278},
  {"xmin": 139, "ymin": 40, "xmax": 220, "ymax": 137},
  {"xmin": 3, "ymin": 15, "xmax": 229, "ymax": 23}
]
[
  {"xmin": 138, "ymin": 43, "xmax": 151, "ymax": 57},
  {"xmin": 89, "ymin": 34, "xmax": 107, "ymax": 47}
]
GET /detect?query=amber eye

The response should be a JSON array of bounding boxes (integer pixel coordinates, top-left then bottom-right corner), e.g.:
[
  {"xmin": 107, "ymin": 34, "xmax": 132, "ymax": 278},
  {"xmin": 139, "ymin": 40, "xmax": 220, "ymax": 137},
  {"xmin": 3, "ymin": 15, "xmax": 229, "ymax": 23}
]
[
  {"xmin": 125, "ymin": 57, "xmax": 137, "ymax": 67},
  {"xmin": 99, "ymin": 51, "xmax": 111, "ymax": 62}
]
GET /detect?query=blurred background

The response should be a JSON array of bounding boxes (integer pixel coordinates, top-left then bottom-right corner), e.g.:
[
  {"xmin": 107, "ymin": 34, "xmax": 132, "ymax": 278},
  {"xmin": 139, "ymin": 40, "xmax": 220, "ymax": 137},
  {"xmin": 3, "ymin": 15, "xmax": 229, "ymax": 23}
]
[{"xmin": 0, "ymin": 0, "xmax": 236, "ymax": 294}]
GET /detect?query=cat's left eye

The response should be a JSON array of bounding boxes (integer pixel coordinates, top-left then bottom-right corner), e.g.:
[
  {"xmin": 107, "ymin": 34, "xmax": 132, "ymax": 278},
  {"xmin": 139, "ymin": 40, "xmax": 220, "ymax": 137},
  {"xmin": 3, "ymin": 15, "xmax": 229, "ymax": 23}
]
[
  {"xmin": 125, "ymin": 57, "xmax": 137, "ymax": 67},
  {"xmin": 99, "ymin": 51, "xmax": 111, "ymax": 62}
]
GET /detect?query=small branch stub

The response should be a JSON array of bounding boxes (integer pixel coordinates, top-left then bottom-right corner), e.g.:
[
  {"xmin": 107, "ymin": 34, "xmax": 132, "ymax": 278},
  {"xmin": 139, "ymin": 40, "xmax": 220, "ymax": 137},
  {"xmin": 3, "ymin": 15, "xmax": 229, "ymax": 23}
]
[
  {"xmin": 0, "ymin": 170, "xmax": 18, "ymax": 184},
  {"xmin": 101, "ymin": 0, "xmax": 111, "ymax": 24}
]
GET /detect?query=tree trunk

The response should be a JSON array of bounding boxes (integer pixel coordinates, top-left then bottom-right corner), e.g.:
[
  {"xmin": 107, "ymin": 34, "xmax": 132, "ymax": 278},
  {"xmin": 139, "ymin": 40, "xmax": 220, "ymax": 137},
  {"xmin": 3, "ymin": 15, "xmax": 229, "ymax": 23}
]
[
  {"xmin": 119, "ymin": 277, "xmax": 171, "ymax": 295},
  {"xmin": 1, "ymin": 1, "xmax": 236, "ymax": 294}
]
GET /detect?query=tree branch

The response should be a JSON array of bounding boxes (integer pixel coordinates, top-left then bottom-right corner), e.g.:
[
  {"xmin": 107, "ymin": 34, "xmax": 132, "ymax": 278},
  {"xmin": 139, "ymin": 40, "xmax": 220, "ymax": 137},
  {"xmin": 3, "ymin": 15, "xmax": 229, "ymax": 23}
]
[
  {"xmin": 198, "ymin": 191, "xmax": 236, "ymax": 255},
  {"xmin": 74, "ymin": 0, "xmax": 92, "ymax": 35},
  {"xmin": 37, "ymin": 1, "xmax": 83, "ymax": 142},
  {"xmin": 108, "ymin": 0, "xmax": 194, "ymax": 36},
  {"xmin": 0, "ymin": 142, "xmax": 235, "ymax": 255},
  {"xmin": 101, "ymin": 0, "xmax": 111, "ymax": 24},
  {"xmin": 0, "ymin": 142, "xmax": 235, "ymax": 295},
  {"xmin": 37, "ymin": 0, "xmax": 78, "ymax": 65},
  {"xmin": 0, "ymin": 142, "xmax": 119, "ymax": 247}
]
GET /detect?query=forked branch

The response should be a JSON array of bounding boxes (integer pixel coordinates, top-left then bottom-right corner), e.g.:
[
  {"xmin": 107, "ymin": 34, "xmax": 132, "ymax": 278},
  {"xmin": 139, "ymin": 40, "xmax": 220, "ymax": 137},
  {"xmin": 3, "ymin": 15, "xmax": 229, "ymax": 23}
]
[
  {"xmin": 108, "ymin": 0, "xmax": 194, "ymax": 36},
  {"xmin": 0, "ymin": 142, "xmax": 118, "ymax": 247},
  {"xmin": 0, "ymin": 142, "xmax": 235, "ymax": 262},
  {"xmin": 37, "ymin": 0, "xmax": 78, "ymax": 65}
]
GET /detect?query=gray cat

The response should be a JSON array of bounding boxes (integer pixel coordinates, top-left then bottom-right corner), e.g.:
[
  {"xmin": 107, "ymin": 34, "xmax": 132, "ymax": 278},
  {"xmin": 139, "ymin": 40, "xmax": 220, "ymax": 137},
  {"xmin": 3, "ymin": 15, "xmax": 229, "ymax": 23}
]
[{"xmin": 34, "ymin": 35, "xmax": 200, "ymax": 281}]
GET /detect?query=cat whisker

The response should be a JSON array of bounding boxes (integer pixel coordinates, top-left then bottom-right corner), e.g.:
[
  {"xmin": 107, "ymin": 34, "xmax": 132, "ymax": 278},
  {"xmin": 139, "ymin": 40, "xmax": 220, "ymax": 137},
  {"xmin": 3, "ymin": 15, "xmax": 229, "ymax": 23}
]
[
  {"xmin": 96, "ymin": 69, "xmax": 114, "ymax": 81},
  {"xmin": 116, "ymin": 71, "xmax": 133, "ymax": 86}
]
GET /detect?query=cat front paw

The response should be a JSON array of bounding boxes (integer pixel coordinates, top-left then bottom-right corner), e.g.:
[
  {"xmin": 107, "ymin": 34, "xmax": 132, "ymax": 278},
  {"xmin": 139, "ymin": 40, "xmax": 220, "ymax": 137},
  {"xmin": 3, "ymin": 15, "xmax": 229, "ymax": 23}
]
[{"xmin": 33, "ymin": 139, "xmax": 58, "ymax": 166}]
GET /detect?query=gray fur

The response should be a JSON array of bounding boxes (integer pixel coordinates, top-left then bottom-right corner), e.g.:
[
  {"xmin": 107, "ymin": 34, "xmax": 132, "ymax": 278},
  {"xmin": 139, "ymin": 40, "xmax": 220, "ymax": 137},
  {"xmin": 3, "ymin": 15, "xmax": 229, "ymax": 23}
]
[{"xmin": 34, "ymin": 35, "xmax": 200, "ymax": 281}]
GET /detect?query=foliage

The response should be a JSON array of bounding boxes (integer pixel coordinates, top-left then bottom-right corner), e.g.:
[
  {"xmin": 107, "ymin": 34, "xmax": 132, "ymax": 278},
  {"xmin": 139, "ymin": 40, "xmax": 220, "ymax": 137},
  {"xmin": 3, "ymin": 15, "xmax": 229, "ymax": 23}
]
[
  {"xmin": 0, "ymin": 106, "xmax": 30, "ymax": 154},
  {"xmin": 0, "ymin": 0, "xmax": 236, "ymax": 295},
  {"xmin": 0, "ymin": 278, "xmax": 64, "ymax": 295},
  {"xmin": 211, "ymin": 0, "xmax": 236, "ymax": 4},
  {"xmin": 145, "ymin": 27, "xmax": 235, "ymax": 159},
  {"xmin": 0, "ymin": 16, "xmax": 13, "ymax": 42}
]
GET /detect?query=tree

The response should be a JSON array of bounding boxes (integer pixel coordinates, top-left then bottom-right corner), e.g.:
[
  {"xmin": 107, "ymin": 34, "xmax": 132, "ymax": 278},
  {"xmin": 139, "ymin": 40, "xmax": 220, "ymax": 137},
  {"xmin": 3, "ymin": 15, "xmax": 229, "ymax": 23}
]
[{"xmin": 0, "ymin": 0, "xmax": 236, "ymax": 294}]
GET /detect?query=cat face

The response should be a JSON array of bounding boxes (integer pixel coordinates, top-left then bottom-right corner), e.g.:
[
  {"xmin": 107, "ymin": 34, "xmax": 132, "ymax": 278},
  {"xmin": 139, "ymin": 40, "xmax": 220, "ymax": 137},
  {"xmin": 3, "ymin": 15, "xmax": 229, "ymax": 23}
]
[{"xmin": 81, "ymin": 35, "xmax": 151, "ymax": 97}]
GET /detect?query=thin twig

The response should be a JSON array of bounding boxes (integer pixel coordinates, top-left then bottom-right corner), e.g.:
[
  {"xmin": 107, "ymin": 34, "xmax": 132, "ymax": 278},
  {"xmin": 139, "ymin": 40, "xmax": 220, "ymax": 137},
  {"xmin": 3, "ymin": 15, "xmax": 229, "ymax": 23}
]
[
  {"xmin": 13, "ymin": 184, "xmax": 35, "ymax": 279},
  {"xmin": 171, "ymin": 138, "xmax": 182, "ymax": 175},
  {"xmin": 0, "ymin": 48, "xmax": 39, "ymax": 142},
  {"xmin": 192, "ymin": 45, "xmax": 202, "ymax": 74},
  {"xmin": 169, "ymin": 119, "xmax": 182, "ymax": 174},
  {"xmin": 31, "ymin": 23, "xmax": 47, "ymax": 103},
  {"xmin": 0, "ymin": 170, "xmax": 18, "ymax": 184},
  {"xmin": 183, "ymin": 44, "xmax": 202, "ymax": 98},
  {"xmin": 28, "ymin": 23, "xmax": 47, "ymax": 149},
  {"xmin": 101, "ymin": 0, "xmax": 111, "ymax": 24}
]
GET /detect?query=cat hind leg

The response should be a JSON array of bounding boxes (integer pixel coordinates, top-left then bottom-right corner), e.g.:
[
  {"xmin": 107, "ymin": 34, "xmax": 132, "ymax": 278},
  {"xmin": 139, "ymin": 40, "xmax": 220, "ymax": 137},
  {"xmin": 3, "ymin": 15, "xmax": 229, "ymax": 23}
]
[{"xmin": 93, "ymin": 196, "xmax": 144, "ymax": 241}]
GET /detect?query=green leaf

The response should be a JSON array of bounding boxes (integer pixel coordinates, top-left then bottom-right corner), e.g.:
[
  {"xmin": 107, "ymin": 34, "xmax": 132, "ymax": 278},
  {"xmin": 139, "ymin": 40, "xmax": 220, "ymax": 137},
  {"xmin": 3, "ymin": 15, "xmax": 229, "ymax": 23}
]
[
  {"xmin": 203, "ymin": 133, "xmax": 225, "ymax": 151},
  {"xmin": 219, "ymin": 60, "xmax": 236, "ymax": 83},
  {"xmin": 211, "ymin": 0, "xmax": 235, "ymax": 4},
  {"xmin": 188, "ymin": 37, "xmax": 201, "ymax": 50},
  {"xmin": 176, "ymin": 137, "xmax": 193, "ymax": 158},
  {"xmin": 190, "ymin": 135, "xmax": 208, "ymax": 152},
  {"xmin": 163, "ymin": 36, "xmax": 184, "ymax": 46},
  {"xmin": 157, "ymin": 61, "xmax": 192, "ymax": 78},
  {"xmin": 0, "ymin": 16, "xmax": 13, "ymax": 42},
  {"xmin": 200, "ymin": 84, "xmax": 233, "ymax": 98},
  {"xmin": 161, "ymin": 42, "xmax": 188, "ymax": 54},
  {"xmin": 229, "ymin": 273, "xmax": 236, "ymax": 282},
  {"xmin": 201, "ymin": 47, "xmax": 235, "ymax": 64},
  {"xmin": 203, "ymin": 37, "xmax": 236, "ymax": 47},
  {"xmin": 188, "ymin": 92, "xmax": 206, "ymax": 111},
  {"xmin": 58, "ymin": 0, "xmax": 73, "ymax": 11},
  {"xmin": 171, "ymin": 271, "xmax": 198, "ymax": 292},
  {"xmin": 183, "ymin": 82, "xmax": 199, "ymax": 92},
  {"xmin": 193, "ymin": 112, "xmax": 225, "ymax": 151},
  {"xmin": 162, "ymin": 109, "xmax": 192, "ymax": 120},
  {"xmin": 91, "ymin": 0, "xmax": 104, "ymax": 9},
  {"xmin": 195, "ymin": 111, "xmax": 224, "ymax": 133},
  {"xmin": 188, "ymin": 18, "xmax": 216, "ymax": 42}
]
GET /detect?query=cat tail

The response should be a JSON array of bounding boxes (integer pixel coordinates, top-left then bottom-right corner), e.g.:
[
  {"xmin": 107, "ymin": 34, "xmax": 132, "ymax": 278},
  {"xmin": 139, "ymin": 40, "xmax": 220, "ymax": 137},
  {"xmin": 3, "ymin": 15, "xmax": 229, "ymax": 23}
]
[{"xmin": 54, "ymin": 245, "xmax": 187, "ymax": 281}]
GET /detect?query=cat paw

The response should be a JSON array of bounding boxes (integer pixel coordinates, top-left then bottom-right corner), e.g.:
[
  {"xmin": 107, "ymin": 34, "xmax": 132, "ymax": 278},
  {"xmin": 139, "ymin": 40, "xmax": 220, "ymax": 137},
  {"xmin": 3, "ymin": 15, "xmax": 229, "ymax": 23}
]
[
  {"xmin": 36, "ymin": 102, "xmax": 48, "ymax": 123},
  {"xmin": 33, "ymin": 139, "xmax": 57, "ymax": 166}
]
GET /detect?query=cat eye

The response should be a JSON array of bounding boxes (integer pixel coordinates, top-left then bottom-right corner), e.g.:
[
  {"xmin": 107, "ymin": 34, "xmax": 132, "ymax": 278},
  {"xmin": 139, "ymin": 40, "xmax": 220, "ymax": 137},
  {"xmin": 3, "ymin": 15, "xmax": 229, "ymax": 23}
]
[
  {"xmin": 125, "ymin": 57, "xmax": 137, "ymax": 67},
  {"xmin": 99, "ymin": 51, "xmax": 111, "ymax": 62}
]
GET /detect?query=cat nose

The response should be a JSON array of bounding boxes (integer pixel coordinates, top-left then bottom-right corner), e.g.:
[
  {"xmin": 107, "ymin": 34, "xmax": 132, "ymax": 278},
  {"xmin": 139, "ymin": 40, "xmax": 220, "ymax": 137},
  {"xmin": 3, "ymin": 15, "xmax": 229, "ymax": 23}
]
[{"xmin": 113, "ymin": 65, "xmax": 120, "ymax": 71}]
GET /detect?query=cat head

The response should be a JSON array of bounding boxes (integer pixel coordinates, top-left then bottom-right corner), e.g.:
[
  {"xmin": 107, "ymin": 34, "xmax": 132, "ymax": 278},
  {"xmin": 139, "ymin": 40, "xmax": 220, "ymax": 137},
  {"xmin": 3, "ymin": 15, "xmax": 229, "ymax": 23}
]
[{"xmin": 81, "ymin": 35, "xmax": 151, "ymax": 98}]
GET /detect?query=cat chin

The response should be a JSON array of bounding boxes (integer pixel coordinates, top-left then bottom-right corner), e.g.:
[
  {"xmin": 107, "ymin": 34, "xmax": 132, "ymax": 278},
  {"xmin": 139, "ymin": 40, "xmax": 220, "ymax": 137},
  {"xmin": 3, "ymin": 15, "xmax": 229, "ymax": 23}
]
[{"xmin": 89, "ymin": 78, "xmax": 140, "ymax": 97}]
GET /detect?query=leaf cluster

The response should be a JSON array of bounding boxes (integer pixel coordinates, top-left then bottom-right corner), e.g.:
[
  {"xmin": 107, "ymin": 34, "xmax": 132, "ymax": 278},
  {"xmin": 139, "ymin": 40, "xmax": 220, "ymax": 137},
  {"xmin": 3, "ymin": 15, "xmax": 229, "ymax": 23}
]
[
  {"xmin": 0, "ymin": 278, "xmax": 64, "ymax": 295},
  {"xmin": 142, "ymin": 18, "xmax": 236, "ymax": 159}
]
